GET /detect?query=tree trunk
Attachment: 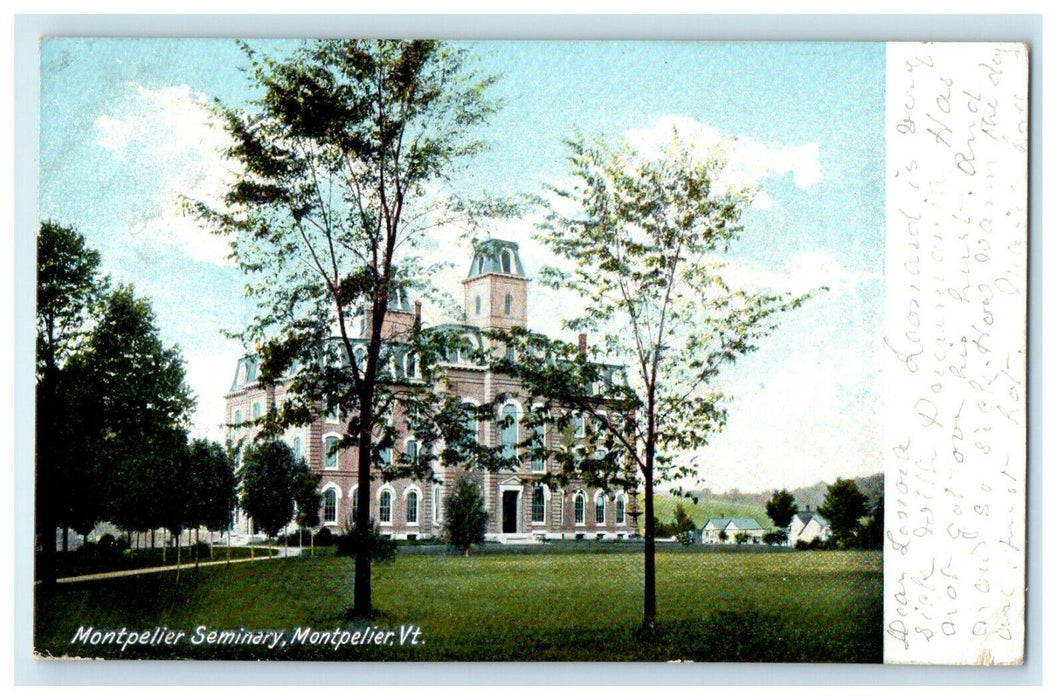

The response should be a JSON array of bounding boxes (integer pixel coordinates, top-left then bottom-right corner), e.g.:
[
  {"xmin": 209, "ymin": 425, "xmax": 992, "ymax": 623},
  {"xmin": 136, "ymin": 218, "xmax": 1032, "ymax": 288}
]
[
  {"xmin": 175, "ymin": 530, "xmax": 181, "ymax": 584},
  {"xmin": 642, "ymin": 405, "xmax": 658, "ymax": 630},
  {"xmin": 195, "ymin": 528, "xmax": 200, "ymax": 571},
  {"xmin": 227, "ymin": 531, "xmax": 231, "ymax": 567}
]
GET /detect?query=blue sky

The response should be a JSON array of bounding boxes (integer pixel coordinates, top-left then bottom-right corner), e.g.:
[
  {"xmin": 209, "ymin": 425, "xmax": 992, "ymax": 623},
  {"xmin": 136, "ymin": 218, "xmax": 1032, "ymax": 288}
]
[{"xmin": 39, "ymin": 39, "xmax": 884, "ymax": 492}]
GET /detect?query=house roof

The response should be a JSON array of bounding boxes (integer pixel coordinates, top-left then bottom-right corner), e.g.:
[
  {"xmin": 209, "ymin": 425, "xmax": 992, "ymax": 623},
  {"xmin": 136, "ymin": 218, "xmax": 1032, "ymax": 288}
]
[
  {"xmin": 794, "ymin": 511, "xmax": 830, "ymax": 527},
  {"xmin": 730, "ymin": 517, "xmax": 764, "ymax": 531},
  {"xmin": 701, "ymin": 517, "xmax": 732, "ymax": 531}
]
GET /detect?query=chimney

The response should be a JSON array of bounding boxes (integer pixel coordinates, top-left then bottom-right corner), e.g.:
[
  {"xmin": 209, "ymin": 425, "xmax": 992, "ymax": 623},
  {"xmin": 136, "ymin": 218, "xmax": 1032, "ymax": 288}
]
[
  {"xmin": 414, "ymin": 300, "xmax": 422, "ymax": 326},
  {"xmin": 578, "ymin": 333, "xmax": 587, "ymax": 356}
]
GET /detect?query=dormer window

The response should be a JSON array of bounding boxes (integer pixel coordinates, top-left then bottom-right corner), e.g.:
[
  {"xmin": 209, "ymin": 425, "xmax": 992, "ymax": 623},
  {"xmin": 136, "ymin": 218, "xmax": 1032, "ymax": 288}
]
[{"xmin": 502, "ymin": 250, "xmax": 512, "ymax": 274}]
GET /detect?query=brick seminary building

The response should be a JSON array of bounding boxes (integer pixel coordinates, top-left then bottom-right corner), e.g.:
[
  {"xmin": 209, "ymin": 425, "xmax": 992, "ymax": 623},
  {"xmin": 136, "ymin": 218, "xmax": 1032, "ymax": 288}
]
[{"xmin": 225, "ymin": 240, "xmax": 636, "ymax": 543}]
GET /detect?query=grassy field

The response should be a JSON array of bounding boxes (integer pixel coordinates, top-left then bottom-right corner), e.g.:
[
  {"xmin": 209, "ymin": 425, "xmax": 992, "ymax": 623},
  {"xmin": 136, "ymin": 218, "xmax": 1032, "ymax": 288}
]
[
  {"xmin": 35, "ymin": 549, "xmax": 882, "ymax": 662},
  {"xmin": 642, "ymin": 494, "xmax": 773, "ymax": 530}
]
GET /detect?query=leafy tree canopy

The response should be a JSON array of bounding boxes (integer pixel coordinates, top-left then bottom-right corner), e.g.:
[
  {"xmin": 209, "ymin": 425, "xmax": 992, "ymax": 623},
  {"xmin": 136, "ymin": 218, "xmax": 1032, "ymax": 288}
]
[
  {"xmin": 485, "ymin": 130, "xmax": 818, "ymax": 627},
  {"xmin": 819, "ymin": 478, "xmax": 869, "ymax": 548},
  {"xmin": 240, "ymin": 439, "xmax": 308, "ymax": 539},
  {"xmin": 765, "ymin": 489, "xmax": 799, "ymax": 529}
]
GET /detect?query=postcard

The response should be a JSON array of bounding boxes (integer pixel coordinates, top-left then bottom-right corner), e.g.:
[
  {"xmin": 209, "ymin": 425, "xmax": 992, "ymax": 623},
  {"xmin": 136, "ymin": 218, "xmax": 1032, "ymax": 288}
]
[{"xmin": 28, "ymin": 36, "xmax": 1028, "ymax": 668}]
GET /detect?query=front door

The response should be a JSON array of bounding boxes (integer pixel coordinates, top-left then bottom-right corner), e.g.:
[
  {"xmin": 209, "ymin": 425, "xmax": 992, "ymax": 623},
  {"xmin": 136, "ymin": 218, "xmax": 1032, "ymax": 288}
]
[{"xmin": 502, "ymin": 491, "xmax": 518, "ymax": 534}]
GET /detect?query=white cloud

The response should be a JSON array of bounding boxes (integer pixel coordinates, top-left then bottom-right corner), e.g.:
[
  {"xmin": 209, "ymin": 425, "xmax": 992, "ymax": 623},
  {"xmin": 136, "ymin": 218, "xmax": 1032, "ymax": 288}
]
[
  {"xmin": 94, "ymin": 82, "xmax": 237, "ymax": 266},
  {"xmin": 623, "ymin": 115, "xmax": 822, "ymax": 209},
  {"xmin": 720, "ymin": 250, "xmax": 882, "ymax": 296}
]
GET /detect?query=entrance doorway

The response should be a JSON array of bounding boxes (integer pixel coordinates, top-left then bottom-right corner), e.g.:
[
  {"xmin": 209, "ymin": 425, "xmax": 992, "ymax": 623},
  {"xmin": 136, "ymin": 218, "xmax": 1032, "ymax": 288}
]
[{"xmin": 502, "ymin": 491, "xmax": 519, "ymax": 534}]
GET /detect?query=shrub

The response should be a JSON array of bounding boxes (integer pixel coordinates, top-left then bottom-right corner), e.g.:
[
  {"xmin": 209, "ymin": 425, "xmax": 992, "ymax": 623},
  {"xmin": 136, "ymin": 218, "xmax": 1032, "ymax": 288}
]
[
  {"xmin": 675, "ymin": 530, "xmax": 696, "ymax": 547},
  {"xmin": 795, "ymin": 537, "xmax": 825, "ymax": 551},
  {"xmin": 335, "ymin": 523, "xmax": 396, "ymax": 562},
  {"xmin": 314, "ymin": 528, "xmax": 335, "ymax": 546}
]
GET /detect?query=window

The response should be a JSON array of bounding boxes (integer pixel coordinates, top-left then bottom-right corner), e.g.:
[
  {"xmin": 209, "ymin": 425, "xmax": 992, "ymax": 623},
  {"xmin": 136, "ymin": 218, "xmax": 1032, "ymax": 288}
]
[
  {"xmin": 475, "ymin": 295, "xmax": 481, "ymax": 315},
  {"xmin": 616, "ymin": 494, "xmax": 626, "ymax": 525},
  {"xmin": 433, "ymin": 486, "xmax": 442, "ymax": 523},
  {"xmin": 596, "ymin": 493, "xmax": 606, "ymax": 524},
  {"xmin": 233, "ymin": 409, "xmax": 242, "ymax": 426},
  {"xmin": 292, "ymin": 436, "xmax": 302, "ymax": 457},
  {"xmin": 574, "ymin": 493, "xmax": 586, "ymax": 525},
  {"xmin": 379, "ymin": 491, "xmax": 392, "ymax": 523},
  {"xmin": 501, "ymin": 404, "xmax": 518, "ymax": 461},
  {"xmin": 323, "ymin": 489, "xmax": 337, "ymax": 524},
  {"xmin": 502, "ymin": 250, "xmax": 512, "ymax": 274},
  {"xmin": 570, "ymin": 412, "xmax": 585, "ymax": 438},
  {"xmin": 464, "ymin": 403, "xmax": 478, "ymax": 444},
  {"xmin": 406, "ymin": 491, "xmax": 419, "ymax": 524},
  {"xmin": 532, "ymin": 487, "xmax": 546, "ymax": 524},
  {"xmin": 531, "ymin": 417, "xmax": 546, "ymax": 473},
  {"xmin": 379, "ymin": 446, "xmax": 392, "ymax": 467},
  {"xmin": 404, "ymin": 439, "xmax": 419, "ymax": 466},
  {"xmin": 405, "ymin": 352, "xmax": 418, "ymax": 378},
  {"xmin": 504, "ymin": 293, "xmax": 512, "ymax": 315},
  {"xmin": 325, "ymin": 436, "xmax": 339, "ymax": 470},
  {"xmin": 252, "ymin": 402, "xmax": 261, "ymax": 420},
  {"xmin": 351, "ymin": 489, "xmax": 359, "ymax": 522}
]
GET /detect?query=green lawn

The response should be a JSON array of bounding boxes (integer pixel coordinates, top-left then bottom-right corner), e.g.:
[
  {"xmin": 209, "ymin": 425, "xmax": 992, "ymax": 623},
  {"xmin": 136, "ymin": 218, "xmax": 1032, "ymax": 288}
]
[{"xmin": 35, "ymin": 549, "xmax": 882, "ymax": 662}]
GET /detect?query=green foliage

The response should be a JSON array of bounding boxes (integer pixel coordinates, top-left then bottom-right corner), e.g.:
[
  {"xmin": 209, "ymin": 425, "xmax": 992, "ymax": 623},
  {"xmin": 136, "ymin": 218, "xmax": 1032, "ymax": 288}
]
[
  {"xmin": 486, "ymin": 130, "xmax": 816, "ymax": 625},
  {"xmin": 193, "ymin": 39, "xmax": 508, "ymax": 613},
  {"xmin": 239, "ymin": 439, "xmax": 307, "ymax": 538},
  {"xmin": 820, "ymin": 478, "xmax": 869, "ymax": 548},
  {"xmin": 673, "ymin": 503, "xmax": 696, "ymax": 534},
  {"xmin": 675, "ymin": 530, "xmax": 696, "ymax": 547},
  {"xmin": 188, "ymin": 439, "xmax": 239, "ymax": 532},
  {"xmin": 763, "ymin": 530, "xmax": 789, "ymax": 546},
  {"xmin": 443, "ymin": 478, "xmax": 489, "ymax": 552},
  {"xmin": 293, "ymin": 468, "xmax": 322, "ymax": 532},
  {"xmin": 765, "ymin": 489, "xmax": 799, "ymax": 529},
  {"xmin": 734, "ymin": 531, "xmax": 750, "ymax": 545}
]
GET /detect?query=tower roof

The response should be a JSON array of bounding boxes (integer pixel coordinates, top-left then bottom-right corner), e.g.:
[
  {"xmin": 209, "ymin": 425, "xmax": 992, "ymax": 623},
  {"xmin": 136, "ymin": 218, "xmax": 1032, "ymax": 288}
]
[{"xmin": 466, "ymin": 239, "xmax": 526, "ymax": 279}]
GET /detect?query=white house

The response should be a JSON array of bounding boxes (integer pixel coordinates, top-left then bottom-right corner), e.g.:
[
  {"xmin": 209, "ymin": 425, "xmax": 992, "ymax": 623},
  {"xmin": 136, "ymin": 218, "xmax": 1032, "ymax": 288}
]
[
  {"xmin": 700, "ymin": 516, "xmax": 767, "ymax": 544},
  {"xmin": 789, "ymin": 509, "xmax": 831, "ymax": 546}
]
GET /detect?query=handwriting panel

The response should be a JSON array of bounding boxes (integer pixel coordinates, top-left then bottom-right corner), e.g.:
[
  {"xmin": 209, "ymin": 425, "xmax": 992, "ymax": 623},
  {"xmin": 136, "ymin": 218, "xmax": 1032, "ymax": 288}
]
[{"xmin": 883, "ymin": 42, "xmax": 1027, "ymax": 666}]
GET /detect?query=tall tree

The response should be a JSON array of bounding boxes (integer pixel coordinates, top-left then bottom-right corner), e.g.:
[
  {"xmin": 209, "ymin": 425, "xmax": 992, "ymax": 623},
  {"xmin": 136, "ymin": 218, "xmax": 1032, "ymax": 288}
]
[
  {"xmin": 189, "ymin": 438, "xmax": 239, "ymax": 535},
  {"xmin": 35, "ymin": 221, "xmax": 105, "ymax": 585},
  {"xmin": 195, "ymin": 40, "xmax": 502, "ymax": 616},
  {"xmin": 239, "ymin": 439, "xmax": 306, "ymax": 545},
  {"xmin": 491, "ymin": 132, "xmax": 815, "ymax": 628},
  {"xmin": 443, "ymin": 477, "xmax": 489, "ymax": 555},
  {"xmin": 82, "ymin": 286, "xmax": 196, "ymax": 537},
  {"xmin": 765, "ymin": 489, "xmax": 799, "ymax": 530},
  {"xmin": 819, "ymin": 477, "xmax": 869, "ymax": 548}
]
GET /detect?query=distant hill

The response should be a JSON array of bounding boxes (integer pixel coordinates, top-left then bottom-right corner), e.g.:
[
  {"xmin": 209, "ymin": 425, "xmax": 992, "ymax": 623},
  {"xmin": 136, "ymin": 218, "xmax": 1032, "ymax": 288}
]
[{"xmin": 640, "ymin": 473, "xmax": 883, "ymax": 532}]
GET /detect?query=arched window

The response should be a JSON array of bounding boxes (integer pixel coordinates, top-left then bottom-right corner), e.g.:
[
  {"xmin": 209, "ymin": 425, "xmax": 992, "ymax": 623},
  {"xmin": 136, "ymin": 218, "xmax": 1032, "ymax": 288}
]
[
  {"xmin": 596, "ymin": 493, "xmax": 606, "ymax": 524},
  {"xmin": 351, "ymin": 489, "xmax": 359, "ymax": 523},
  {"xmin": 464, "ymin": 402, "xmax": 478, "ymax": 444},
  {"xmin": 433, "ymin": 486, "xmax": 442, "ymax": 524},
  {"xmin": 616, "ymin": 494, "xmax": 626, "ymax": 525},
  {"xmin": 379, "ymin": 491, "xmax": 392, "ymax": 524},
  {"xmin": 324, "ymin": 436, "xmax": 339, "ymax": 470},
  {"xmin": 504, "ymin": 293, "xmax": 512, "ymax": 316},
  {"xmin": 406, "ymin": 491, "xmax": 419, "ymax": 524},
  {"xmin": 323, "ymin": 489, "xmax": 338, "ymax": 524},
  {"xmin": 531, "ymin": 415, "xmax": 546, "ymax": 473},
  {"xmin": 532, "ymin": 486, "xmax": 546, "ymax": 524},
  {"xmin": 574, "ymin": 493, "xmax": 586, "ymax": 525},
  {"xmin": 501, "ymin": 404, "xmax": 518, "ymax": 461}
]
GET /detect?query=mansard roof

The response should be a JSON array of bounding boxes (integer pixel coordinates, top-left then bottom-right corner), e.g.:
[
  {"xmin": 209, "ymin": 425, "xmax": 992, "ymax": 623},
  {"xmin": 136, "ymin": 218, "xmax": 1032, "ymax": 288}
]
[{"xmin": 466, "ymin": 238, "xmax": 526, "ymax": 279}]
